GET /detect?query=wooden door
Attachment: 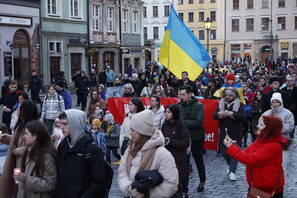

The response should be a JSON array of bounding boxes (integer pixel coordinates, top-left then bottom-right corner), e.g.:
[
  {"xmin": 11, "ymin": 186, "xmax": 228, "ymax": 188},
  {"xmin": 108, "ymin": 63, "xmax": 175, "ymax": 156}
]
[{"xmin": 50, "ymin": 57, "xmax": 61, "ymax": 83}]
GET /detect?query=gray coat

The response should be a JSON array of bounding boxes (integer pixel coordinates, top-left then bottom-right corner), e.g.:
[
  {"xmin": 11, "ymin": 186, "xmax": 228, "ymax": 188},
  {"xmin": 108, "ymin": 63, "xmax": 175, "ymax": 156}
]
[{"xmin": 105, "ymin": 124, "xmax": 120, "ymax": 147}]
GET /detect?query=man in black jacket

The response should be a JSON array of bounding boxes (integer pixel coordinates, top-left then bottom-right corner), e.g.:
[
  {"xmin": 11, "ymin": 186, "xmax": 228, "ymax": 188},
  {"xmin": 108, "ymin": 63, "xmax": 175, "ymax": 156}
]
[
  {"xmin": 28, "ymin": 70, "xmax": 42, "ymax": 103},
  {"xmin": 176, "ymin": 71, "xmax": 199, "ymax": 96},
  {"xmin": 75, "ymin": 71, "xmax": 90, "ymax": 111},
  {"xmin": 0, "ymin": 80, "xmax": 17, "ymax": 132},
  {"xmin": 55, "ymin": 109, "xmax": 108, "ymax": 198}
]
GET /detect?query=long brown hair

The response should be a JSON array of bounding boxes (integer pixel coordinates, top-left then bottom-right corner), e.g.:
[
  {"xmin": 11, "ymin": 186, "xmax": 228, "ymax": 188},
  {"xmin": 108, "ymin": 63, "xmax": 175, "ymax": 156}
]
[
  {"xmin": 24, "ymin": 120, "xmax": 56, "ymax": 177},
  {"xmin": 129, "ymin": 133, "xmax": 151, "ymax": 158}
]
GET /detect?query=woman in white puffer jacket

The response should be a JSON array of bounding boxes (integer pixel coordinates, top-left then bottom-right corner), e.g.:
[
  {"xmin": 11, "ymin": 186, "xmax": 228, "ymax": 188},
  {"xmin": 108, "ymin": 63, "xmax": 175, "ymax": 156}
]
[{"xmin": 118, "ymin": 110, "xmax": 179, "ymax": 198}]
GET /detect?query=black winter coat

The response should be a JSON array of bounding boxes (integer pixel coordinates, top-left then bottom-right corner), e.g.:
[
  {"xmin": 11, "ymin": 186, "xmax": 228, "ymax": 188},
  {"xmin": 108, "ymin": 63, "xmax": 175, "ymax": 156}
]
[
  {"xmin": 0, "ymin": 92, "xmax": 17, "ymax": 130},
  {"xmin": 213, "ymin": 102, "xmax": 245, "ymax": 143},
  {"xmin": 54, "ymin": 135, "xmax": 107, "ymax": 198},
  {"xmin": 90, "ymin": 74, "xmax": 98, "ymax": 87},
  {"xmin": 282, "ymin": 86, "xmax": 297, "ymax": 122},
  {"xmin": 28, "ymin": 75, "xmax": 42, "ymax": 92},
  {"xmin": 162, "ymin": 119, "xmax": 190, "ymax": 186},
  {"xmin": 98, "ymin": 72, "xmax": 107, "ymax": 85},
  {"xmin": 251, "ymin": 100, "xmax": 264, "ymax": 132},
  {"xmin": 75, "ymin": 76, "xmax": 90, "ymax": 91},
  {"xmin": 131, "ymin": 80, "xmax": 143, "ymax": 96}
]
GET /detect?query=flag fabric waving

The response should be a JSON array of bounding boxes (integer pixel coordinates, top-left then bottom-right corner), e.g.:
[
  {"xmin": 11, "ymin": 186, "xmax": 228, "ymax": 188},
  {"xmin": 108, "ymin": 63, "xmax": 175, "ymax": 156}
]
[{"xmin": 159, "ymin": 4, "xmax": 211, "ymax": 81}]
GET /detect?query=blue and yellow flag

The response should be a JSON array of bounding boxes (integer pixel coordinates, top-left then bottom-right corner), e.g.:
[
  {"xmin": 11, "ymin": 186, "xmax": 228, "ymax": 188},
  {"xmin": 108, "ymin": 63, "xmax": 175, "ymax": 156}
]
[{"xmin": 159, "ymin": 5, "xmax": 211, "ymax": 81}]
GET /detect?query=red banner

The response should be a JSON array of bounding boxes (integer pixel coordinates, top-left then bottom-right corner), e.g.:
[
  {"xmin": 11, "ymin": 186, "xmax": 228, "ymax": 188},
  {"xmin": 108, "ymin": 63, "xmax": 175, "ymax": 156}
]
[{"xmin": 107, "ymin": 98, "xmax": 219, "ymax": 150}]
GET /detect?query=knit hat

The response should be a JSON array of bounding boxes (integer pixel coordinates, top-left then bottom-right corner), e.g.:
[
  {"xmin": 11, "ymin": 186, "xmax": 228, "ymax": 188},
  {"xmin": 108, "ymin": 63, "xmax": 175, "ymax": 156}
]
[
  {"xmin": 104, "ymin": 113, "xmax": 114, "ymax": 124},
  {"xmin": 271, "ymin": 92, "xmax": 283, "ymax": 104},
  {"xmin": 130, "ymin": 110, "xmax": 154, "ymax": 137},
  {"xmin": 55, "ymin": 80, "xmax": 64, "ymax": 88},
  {"xmin": 224, "ymin": 88, "xmax": 236, "ymax": 97},
  {"xmin": 226, "ymin": 72, "xmax": 235, "ymax": 85},
  {"xmin": 92, "ymin": 119, "xmax": 101, "ymax": 128}
]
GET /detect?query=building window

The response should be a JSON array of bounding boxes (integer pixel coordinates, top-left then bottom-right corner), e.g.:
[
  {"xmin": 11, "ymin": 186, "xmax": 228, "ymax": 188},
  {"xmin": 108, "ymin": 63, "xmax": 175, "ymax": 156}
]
[
  {"xmin": 47, "ymin": 0, "xmax": 59, "ymax": 15},
  {"xmin": 262, "ymin": 0, "xmax": 269, "ymax": 8},
  {"xmin": 233, "ymin": 0, "xmax": 239, "ymax": 10},
  {"xmin": 189, "ymin": 0, "xmax": 193, "ymax": 4},
  {"xmin": 278, "ymin": 0, "xmax": 285, "ymax": 7},
  {"xmin": 164, "ymin": 5, "xmax": 170, "ymax": 17},
  {"xmin": 210, "ymin": 30, "xmax": 216, "ymax": 40},
  {"xmin": 132, "ymin": 10, "xmax": 138, "ymax": 33},
  {"xmin": 188, "ymin": 12, "xmax": 194, "ymax": 22},
  {"xmin": 134, "ymin": 58, "xmax": 140, "ymax": 69},
  {"xmin": 123, "ymin": 9, "xmax": 129, "ymax": 33},
  {"xmin": 199, "ymin": 0, "xmax": 204, "ymax": 3},
  {"xmin": 246, "ymin": 18, "xmax": 254, "ymax": 31},
  {"xmin": 70, "ymin": 0, "xmax": 81, "ymax": 18},
  {"xmin": 107, "ymin": 7, "xmax": 114, "ymax": 32},
  {"xmin": 210, "ymin": 11, "xmax": 216, "ymax": 22},
  {"xmin": 247, "ymin": 0, "xmax": 253, "ymax": 9},
  {"xmin": 178, "ymin": 0, "xmax": 184, "ymax": 4},
  {"xmin": 49, "ymin": 41, "xmax": 62, "ymax": 54},
  {"xmin": 231, "ymin": 44, "xmax": 241, "ymax": 59},
  {"xmin": 295, "ymin": 16, "xmax": 297, "ymax": 30},
  {"xmin": 153, "ymin": 6, "xmax": 158, "ymax": 18},
  {"xmin": 143, "ymin": 6, "xmax": 147, "ymax": 18},
  {"xmin": 199, "ymin": 30, "xmax": 205, "ymax": 40},
  {"xmin": 93, "ymin": 5, "xmax": 101, "ymax": 31},
  {"xmin": 210, "ymin": 0, "xmax": 216, "ymax": 3},
  {"xmin": 179, "ymin": 13, "xmax": 184, "ymax": 21},
  {"xmin": 199, "ymin": 11, "xmax": 204, "ymax": 22},
  {"xmin": 232, "ymin": 19, "xmax": 240, "ymax": 32},
  {"xmin": 277, "ymin": 17, "xmax": 286, "ymax": 30},
  {"xmin": 153, "ymin": 27, "xmax": 159, "ymax": 39},
  {"xmin": 261, "ymin": 17, "xmax": 269, "ymax": 31},
  {"xmin": 144, "ymin": 27, "xmax": 147, "ymax": 40}
]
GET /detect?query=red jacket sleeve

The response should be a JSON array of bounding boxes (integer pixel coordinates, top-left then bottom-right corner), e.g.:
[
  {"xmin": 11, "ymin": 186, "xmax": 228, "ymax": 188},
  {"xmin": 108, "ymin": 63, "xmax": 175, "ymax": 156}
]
[{"xmin": 226, "ymin": 143, "xmax": 282, "ymax": 166}]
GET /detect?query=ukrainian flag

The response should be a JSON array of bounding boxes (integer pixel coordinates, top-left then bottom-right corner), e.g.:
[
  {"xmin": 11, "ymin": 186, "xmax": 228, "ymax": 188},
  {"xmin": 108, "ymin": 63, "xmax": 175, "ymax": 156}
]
[{"xmin": 159, "ymin": 5, "xmax": 211, "ymax": 81}]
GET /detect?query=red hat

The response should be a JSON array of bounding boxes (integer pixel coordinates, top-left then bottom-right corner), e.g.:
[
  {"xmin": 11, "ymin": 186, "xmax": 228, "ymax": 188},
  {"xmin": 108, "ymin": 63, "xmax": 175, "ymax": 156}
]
[{"xmin": 226, "ymin": 72, "xmax": 235, "ymax": 85}]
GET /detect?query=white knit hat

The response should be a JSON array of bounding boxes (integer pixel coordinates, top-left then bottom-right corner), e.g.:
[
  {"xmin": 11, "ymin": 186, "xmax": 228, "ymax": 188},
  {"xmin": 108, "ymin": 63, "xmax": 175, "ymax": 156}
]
[
  {"xmin": 271, "ymin": 92, "xmax": 283, "ymax": 104},
  {"xmin": 130, "ymin": 110, "xmax": 154, "ymax": 137}
]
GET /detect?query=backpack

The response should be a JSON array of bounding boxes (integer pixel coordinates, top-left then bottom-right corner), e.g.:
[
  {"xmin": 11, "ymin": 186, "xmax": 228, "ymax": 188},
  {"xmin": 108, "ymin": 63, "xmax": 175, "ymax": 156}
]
[{"xmin": 44, "ymin": 95, "xmax": 62, "ymax": 111}]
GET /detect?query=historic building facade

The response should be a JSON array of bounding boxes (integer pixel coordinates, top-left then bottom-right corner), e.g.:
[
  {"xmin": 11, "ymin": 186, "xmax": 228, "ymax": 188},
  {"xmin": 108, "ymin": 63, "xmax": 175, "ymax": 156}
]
[
  {"xmin": 0, "ymin": 0, "xmax": 40, "ymax": 95},
  {"xmin": 226, "ymin": 0, "xmax": 297, "ymax": 63},
  {"xmin": 40, "ymin": 0, "xmax": 88, "ymax": 84},
  {"xmin": 175, "ymin": 0, "xmax": 225, "ymax": 63}
]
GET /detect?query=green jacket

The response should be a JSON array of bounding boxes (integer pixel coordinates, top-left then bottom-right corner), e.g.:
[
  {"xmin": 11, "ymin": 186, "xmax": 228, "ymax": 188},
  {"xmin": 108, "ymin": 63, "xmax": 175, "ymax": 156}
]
[{"xmin": 178, "ymin": 96, "xmax": 205, "ymax": 141}]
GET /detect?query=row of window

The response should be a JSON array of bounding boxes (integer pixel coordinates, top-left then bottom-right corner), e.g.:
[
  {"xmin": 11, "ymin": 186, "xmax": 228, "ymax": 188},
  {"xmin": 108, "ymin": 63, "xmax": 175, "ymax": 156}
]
[
  {"xmin": 144, "ymin": 26, "xmax": 216, "ymax": 40},
  {"xmin": 232, "ymin": 0, "xmax": 294, "ymax": 10},
  {"xmin": 231, "ymin": 16, "xmax": 297, "ymax": 32},
  {"xmin": 178, "ymin": 11, "xmax": 216, "ymax": 23},
  {"xmin": 47, "ymin": 0, "xmax": 82, "ymax": 19},
  {"xmin": 178, "ymin": 0, "xmax": 216, "ymax": 4},
  {"xmin": 143, "ymin": 5, "xmax": 170, "ymax": 18}
]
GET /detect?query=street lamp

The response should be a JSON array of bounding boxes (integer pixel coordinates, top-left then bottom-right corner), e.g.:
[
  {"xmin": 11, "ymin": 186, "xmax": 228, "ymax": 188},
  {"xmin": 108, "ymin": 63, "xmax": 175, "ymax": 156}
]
[{"xmin": 204, "ymin": 17, "xmax": 212, "ymax": 72}]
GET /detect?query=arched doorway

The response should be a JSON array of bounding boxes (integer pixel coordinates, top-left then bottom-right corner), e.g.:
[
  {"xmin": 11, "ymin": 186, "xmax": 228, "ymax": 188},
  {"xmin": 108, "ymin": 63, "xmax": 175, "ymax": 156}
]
[
  {"xmin": 13, "ymin": 29, "xmax": 30, "ymax": 84},
  {"xmin": 103, "ymin": 51, "xmax": 115, "ymax": 70},
  {"xmin": 260, "ymin": 45, "xmax": 272, "ymax": 63}
]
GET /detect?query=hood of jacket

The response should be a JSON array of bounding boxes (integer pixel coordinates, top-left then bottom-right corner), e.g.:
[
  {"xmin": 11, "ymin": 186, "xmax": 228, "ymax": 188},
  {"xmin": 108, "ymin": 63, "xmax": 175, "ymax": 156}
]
[
  {"xmin": 141, "ymin": 129, "xmax": 165, "ymax": 151},
  {"xmin": 64, "ymin": 109, "xmax": 87, "ymax": 148},
  {"xmin": 257, "ymin": 133, "xmax": 288, "ymax": 146}
]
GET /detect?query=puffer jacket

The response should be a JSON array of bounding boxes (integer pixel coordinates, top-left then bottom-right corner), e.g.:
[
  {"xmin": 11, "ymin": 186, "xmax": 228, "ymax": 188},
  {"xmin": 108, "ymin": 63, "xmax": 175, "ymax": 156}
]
[
  {"xmin": 150, "ymin": 105, "xmax": 165, "ymax": 130},
  {"xmin": 227, "ymin": 134, "xmax": 286, "ymax": 194},
  {"xmin": 118, "ymin": 130, "xmax": 179, "ymax": 198},
  {"xmin": 119, "ymin": 113, "xmax": 135, "ymax": 147},
  {"xmin": 41, "ymin": 93, "xmax": 65, "ymax": 120},
  {"xmin": 262, "ymin": 105, "xmax": 295, "ymax": 139}
]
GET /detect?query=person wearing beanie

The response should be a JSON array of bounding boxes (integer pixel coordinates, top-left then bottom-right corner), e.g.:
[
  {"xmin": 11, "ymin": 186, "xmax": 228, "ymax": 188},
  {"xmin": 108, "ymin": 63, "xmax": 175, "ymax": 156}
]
[
  {"xmin": 118, "ymin": 110, "xmax": 179, "ymax": 198},
  {"xmin": 103, "ymin": 112, "xmax": 121, "ymax": 164},
  {"xmin": 214, "ymin": 86, "xmax": 245, "ymax": 181},
  {"xmin": 262, "ymin": 92, "xmax": 295, "ymax": 170},
  {"xmin": 262, "ymin": 77, "xmax": 292, "ymax": 112}
]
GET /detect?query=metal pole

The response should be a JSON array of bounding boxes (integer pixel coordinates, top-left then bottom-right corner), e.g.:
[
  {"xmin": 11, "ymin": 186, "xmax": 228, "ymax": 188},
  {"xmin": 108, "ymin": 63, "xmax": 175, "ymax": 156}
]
[
  {"xmin": 269, "ymin": 0, "xmax": 273, "ymax": 61},
  {"xmin": 207, "ymin": 29, "xmax": 210, "ymax": 72}
]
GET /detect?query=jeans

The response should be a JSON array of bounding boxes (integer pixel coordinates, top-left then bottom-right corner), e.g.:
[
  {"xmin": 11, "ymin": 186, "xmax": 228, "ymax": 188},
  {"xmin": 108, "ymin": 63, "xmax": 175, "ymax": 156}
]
[
  {"xmin": 191, "ymin": 139, "xmax": 206, "ymax": 183},
  {"xmin": 106, "ymin": 146, "xmax": 121, "ymax": 163},
  {"xmin": 219, "ymin": 138, "xmax": 241, "ymax": 173}
]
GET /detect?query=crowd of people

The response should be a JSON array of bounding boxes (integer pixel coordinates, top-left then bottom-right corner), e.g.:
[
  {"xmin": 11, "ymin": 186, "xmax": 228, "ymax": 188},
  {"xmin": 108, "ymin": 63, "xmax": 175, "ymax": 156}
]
[{"xmin": 0, "ymin": 58, "xmax": 296, "ymax": 198}]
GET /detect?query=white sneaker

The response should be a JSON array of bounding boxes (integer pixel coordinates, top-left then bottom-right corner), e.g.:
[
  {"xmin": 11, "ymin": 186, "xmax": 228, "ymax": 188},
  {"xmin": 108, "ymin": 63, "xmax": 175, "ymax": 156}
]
[
  {"xmin": 226, "ymin": 167, "xmax": 230, "ymax": 174},
  {"xmin": 229, "ymin": 172, "xmax": 237, "ymax": 181}
]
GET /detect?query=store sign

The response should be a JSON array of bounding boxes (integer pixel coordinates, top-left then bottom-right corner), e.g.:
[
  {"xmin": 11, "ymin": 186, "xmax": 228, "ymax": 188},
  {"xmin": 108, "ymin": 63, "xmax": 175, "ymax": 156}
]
[{"xmin": 0, "ymin": 16, "xmax": 32, "ymax": 26}]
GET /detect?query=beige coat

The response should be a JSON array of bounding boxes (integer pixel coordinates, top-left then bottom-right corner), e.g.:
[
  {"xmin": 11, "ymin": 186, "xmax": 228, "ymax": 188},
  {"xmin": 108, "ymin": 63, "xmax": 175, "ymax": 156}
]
[
  {"xmin": 0, "ymin": 128, "xmax": 26, "ymax": 198},
  {"xmin": 118, "ymin": 130, "xmax": 179, "ymax": 198},
  {"xmin": 17, "ymin": 153, "xmax": 57, "ymax": 198},
  {"xmin": 119, "ymin": 113, "xmax": 135, "ymax": 147}
]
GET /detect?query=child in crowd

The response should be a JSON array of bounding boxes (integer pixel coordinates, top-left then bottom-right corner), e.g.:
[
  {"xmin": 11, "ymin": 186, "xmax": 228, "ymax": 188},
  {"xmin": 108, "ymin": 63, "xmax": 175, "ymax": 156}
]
[
  {"xmin": 51, "ymin": 118, "xmax": 64, "ymax": 149},
  {"xmin": 90, "ymin": 119, "xmax": 106, "ymax": 155}
]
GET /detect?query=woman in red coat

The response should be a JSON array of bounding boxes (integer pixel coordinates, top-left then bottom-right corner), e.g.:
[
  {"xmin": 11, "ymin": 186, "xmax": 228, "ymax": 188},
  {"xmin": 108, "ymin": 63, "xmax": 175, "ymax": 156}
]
[{"xmin": 224, "ymin": 114, "xmax": 287, "ymax": 198}]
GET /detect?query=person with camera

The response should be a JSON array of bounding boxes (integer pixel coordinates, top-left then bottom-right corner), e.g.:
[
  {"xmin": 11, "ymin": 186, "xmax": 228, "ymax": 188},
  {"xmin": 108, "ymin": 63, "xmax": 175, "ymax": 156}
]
[{"xmin": 118, "ymin": 110, "xmax": 178, "ymax": 198}]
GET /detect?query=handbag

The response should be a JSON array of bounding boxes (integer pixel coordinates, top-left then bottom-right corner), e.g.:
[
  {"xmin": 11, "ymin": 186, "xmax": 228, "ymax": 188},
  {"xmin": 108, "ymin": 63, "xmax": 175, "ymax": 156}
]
[{"xmin": 247, "ymin": 168, "xmax": 282, "ymax": 198}]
